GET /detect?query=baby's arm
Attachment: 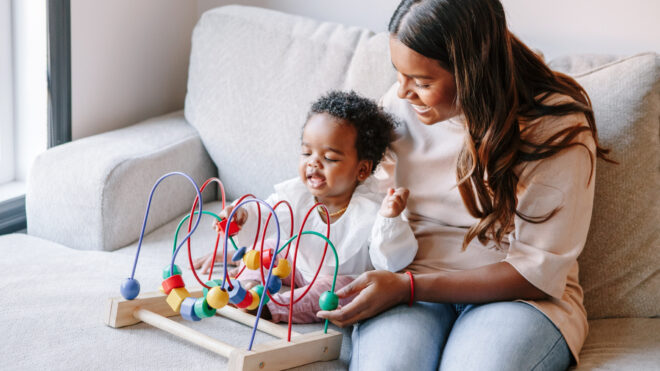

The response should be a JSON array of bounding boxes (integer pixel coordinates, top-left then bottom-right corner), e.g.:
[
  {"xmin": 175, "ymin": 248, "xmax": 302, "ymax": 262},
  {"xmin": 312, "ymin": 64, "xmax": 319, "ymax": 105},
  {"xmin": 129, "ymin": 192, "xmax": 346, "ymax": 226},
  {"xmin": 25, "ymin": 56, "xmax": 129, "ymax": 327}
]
[{"xmin": 370, "ymin": 187, "xmax": 418, "ymax": 272}]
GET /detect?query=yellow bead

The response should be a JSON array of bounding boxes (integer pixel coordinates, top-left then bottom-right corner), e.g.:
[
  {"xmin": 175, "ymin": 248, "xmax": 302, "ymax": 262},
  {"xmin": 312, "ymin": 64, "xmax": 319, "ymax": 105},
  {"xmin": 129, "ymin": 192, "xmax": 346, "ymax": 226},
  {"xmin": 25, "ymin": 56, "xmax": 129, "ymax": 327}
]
[
  {"xmin": 206, "ymin": 286, "xmax": 229, "ymax": 309},
  {"xmin": 243, "ymin": 249, "xmax": 261, "ymax": 270},
  {"xmin": 273, "ymin": 259, "xmax": 291, "ymax": 279},
  {"xmin": 246, "ymin": 290, "xmax": 261, "ymax": 310},
  {"xmin": 166, "ymin": 287, "xmax": 191, "ymax": 313}
]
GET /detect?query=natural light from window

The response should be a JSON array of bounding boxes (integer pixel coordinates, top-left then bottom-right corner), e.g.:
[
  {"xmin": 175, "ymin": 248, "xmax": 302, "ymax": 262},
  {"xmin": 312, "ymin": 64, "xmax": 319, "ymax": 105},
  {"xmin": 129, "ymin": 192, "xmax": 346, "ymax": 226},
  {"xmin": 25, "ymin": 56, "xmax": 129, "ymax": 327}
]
[{"xmin": 0, "ymin": 1, "xmax": 47, "ymax": 202}]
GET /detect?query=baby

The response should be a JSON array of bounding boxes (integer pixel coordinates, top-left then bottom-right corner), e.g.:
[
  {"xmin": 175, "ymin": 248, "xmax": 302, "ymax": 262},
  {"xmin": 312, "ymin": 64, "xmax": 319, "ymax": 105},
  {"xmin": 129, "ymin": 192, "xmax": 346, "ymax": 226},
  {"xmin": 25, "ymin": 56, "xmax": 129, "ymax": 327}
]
[{"xmin": 196, "ymin": 90, "xmax": 417, "ymax": 323}]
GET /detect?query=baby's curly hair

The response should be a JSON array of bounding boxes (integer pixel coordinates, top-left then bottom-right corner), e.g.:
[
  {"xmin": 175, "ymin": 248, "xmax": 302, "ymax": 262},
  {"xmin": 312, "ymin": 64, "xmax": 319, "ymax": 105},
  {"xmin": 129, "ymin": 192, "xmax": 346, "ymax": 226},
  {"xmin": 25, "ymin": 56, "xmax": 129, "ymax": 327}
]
[{"xmin": 306, "ymin": 90, "xmax": 397, "ymax": 174}]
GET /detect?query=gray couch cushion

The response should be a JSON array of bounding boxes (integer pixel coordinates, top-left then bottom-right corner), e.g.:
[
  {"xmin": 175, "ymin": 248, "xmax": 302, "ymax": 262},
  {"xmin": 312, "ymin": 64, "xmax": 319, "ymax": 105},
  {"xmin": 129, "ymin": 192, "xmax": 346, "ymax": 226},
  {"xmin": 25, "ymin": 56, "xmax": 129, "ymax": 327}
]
[
  {"xmin": 185, "ymin": 6, "xmax": 395, "ymax": 200},
  {"xmin": 550, "ymin": 53, "xmax": 660, "ymax": 319}
]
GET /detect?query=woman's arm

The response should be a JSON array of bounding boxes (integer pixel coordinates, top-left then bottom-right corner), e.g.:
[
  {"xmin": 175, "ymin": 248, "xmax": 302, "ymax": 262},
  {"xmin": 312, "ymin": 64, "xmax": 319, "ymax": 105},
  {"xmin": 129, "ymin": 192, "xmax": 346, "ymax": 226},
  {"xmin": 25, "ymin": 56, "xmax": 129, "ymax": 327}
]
[{"xmin": 317, "ymin": 262, "xmax": 546, "ymax": 327}]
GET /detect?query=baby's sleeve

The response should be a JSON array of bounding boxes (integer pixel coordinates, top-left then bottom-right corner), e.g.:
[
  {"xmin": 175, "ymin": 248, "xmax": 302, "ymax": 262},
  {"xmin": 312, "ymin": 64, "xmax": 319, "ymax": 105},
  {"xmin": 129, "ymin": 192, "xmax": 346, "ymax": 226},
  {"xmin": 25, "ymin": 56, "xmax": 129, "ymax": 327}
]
[
  {"xmin": 369, "ymin": 213, "xmax": 418, "ymax": 272},
  {"xmin": 504, "ymin": 139, "xmax": 596, "ymax": 299}
]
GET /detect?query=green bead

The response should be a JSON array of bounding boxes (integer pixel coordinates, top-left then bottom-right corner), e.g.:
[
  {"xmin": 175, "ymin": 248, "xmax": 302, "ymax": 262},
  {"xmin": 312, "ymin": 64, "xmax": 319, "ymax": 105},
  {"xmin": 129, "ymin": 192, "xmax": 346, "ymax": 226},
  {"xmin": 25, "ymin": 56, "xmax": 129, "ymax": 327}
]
[
  {"xmin": 319, "ymin": 291, "xmax": 338, "ymax": 311},
  {"xmin": 252, "ymin": 284, "xmax": 269, "ymax": 304},
  {"xmin": 193, "ymin": 297, "xmax": 217, "ymax": 318},
  {"xmin": 202, "ymin": 280, "xmax": 219, "ymax": 296},
  {"xmin": 162, "ymin": 264, "xmax": 182, "ymax": 279}
]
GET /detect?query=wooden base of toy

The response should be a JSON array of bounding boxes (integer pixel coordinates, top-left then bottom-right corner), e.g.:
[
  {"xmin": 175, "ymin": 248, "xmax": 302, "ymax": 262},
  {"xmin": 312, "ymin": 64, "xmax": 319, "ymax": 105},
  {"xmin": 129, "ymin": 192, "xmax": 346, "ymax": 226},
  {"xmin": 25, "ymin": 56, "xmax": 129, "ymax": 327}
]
[{"xmin": 105, "ymin": 289, "xmax": 342, "ymax": 371}]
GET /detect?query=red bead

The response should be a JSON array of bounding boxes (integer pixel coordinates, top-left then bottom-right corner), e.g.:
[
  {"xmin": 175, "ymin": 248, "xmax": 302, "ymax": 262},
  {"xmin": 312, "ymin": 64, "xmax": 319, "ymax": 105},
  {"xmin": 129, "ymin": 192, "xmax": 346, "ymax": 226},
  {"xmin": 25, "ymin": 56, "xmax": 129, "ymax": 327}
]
[
  {"xmin": 161, "ymin": 274, "xmax": 185, "ymax": 294},
  {"xmin": 235, "ymin": 290, "xmax": 254, "ymax": 309},
  {"xmin": 216, "ymin": 219, "xmax": 240, "ymax": 236},
  {"xmin": 262, "ymin": 248, "xmax": 274, "ymax": 269}
]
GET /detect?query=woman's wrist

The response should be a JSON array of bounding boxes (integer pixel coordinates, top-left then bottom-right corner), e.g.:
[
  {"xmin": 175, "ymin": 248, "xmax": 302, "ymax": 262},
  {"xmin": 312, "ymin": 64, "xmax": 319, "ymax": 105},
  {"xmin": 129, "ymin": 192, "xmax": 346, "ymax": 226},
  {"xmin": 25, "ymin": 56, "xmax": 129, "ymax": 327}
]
[{"xmin": 396, "ymin": 271, "xmax": 412, "ymax": 305}]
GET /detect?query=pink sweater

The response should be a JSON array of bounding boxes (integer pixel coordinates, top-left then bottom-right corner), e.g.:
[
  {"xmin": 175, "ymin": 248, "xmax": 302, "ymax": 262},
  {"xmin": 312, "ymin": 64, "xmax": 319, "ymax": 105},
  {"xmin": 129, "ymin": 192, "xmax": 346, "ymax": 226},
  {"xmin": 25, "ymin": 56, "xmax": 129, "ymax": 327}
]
[{"xmin": 377, "ymin": 83, "xmax": 595, "ymax": 361}]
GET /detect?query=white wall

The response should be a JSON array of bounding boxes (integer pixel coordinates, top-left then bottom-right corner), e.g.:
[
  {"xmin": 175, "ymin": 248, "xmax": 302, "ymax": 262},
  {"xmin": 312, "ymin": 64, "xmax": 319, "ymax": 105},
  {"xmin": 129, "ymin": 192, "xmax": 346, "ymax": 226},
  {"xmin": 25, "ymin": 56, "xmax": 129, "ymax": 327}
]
[
  {"xmin": 72, "ymin": 0, "xmax": 660, "ymax": 139},
  {"xmin": 71, "ymin": 0, "xmax": 197, "ymax": 139}
]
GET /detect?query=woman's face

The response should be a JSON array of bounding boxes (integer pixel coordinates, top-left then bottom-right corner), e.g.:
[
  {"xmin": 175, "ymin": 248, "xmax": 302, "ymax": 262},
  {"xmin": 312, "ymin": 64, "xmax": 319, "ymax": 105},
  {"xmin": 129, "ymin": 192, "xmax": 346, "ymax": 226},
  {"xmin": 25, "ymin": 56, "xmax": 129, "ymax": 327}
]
[{"xmin": 389, "ymin": 36, "xmax": 460, "ymax": 125}]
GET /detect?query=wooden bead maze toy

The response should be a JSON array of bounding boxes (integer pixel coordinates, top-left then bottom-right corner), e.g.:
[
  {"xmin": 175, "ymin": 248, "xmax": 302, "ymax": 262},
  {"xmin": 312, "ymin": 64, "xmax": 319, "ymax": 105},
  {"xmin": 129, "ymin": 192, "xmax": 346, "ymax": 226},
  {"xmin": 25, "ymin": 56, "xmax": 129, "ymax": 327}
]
[{"xmin": 105, "ymin": 172, "xmax": 343, "ymax": 370}]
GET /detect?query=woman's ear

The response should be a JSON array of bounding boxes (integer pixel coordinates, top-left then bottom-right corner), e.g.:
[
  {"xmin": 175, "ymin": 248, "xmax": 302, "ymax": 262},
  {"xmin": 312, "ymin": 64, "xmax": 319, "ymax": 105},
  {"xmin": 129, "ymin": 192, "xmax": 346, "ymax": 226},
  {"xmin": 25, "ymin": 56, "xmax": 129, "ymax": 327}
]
[{"xmin": 357, "ymin": 160, "xmax": 373, "ymax": 181}]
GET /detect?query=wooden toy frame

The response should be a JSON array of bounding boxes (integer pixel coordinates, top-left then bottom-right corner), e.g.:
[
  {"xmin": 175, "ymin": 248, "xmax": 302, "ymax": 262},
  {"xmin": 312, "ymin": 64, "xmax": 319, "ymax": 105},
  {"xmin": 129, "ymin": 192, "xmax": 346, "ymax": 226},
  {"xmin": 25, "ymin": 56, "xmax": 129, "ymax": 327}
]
[{"xmin": 105, "ymin": 289, "xmax": 342, "ymax": 371}]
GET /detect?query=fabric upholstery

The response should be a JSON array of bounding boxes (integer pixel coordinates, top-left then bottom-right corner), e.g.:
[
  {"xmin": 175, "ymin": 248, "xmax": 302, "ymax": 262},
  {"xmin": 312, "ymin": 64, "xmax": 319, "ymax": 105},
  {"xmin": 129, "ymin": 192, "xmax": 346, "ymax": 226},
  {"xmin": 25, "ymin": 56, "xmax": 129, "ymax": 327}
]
[
  {"xmin": 27, "ymin": 111, "xmax": 217, "ymax": 252},
  {"xmin": 185, "ymin": 6, "xmax": 395, "ymax": 200},
  {"xmin": 550, "ymin": 54, "xmax": 660, "ymax": 319}
]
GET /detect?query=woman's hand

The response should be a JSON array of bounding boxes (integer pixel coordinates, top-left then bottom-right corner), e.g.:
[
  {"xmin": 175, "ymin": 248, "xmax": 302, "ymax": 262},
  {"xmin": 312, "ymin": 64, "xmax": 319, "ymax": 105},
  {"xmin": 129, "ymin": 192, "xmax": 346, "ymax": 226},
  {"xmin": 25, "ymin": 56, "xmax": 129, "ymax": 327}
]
[{"xmin": 316, "ymin": 270, "xmax": 410, "ymax": 327}]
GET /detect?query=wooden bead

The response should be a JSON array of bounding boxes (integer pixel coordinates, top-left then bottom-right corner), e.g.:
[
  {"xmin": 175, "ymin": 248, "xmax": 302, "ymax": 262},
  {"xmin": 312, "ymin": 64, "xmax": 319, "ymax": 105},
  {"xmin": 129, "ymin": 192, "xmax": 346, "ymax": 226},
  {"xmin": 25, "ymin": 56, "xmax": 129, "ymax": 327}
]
[
  {"xmin": 202, "ymin": 280, "xmax": 219, "ymax": 297},
  {"xmin": 252, "ymin": 285, "xmax": 269, "ymax": 304},
  {"xmin": 216, "ymin": 219, "xmax": 240, "ymax": 236},
  {"xmin": 235, "ymin": 290, "xmax": 253, "ymax": 309},
  {"xmin": 193, "ymin": 297, "xmax": 217, "ymax": 318},
  {"xmin": 262, "ymin": 248, "xmax": 274, "ymax": 269},
  {"xmin": 272, "ymin": 259, "xmax": 291, "ymax": 279},
  {"xmin": 246, "ymin": 290, "xmax": 261, "ymax": 310},
  {"xmin": 206, "ymin": 286, "xmax": 229, "ymax": 309},
  {"xmin": 161, "ymin": 264, "xmax": 182, "ymax": 279},
  {"xmin": 266, "ymin": 276, "xmax": 282, "ymax": 294},
  {"xmin": 232, "ymin": 246, "xmax": 247, "ymax": 262},
  {"xmin": 161, "ymin": 274, "xmax": 185, "ymax": 294},
  {"xmin": 166, "ymin": 287, "xmax": 191, "ymax": 313},
  {"xmin": 319, "ymin": 291, "xmax": 339, "ymax": 311},
  {"xmin": 227, "ymin": 279, "xmax": 247, "ymax": 304},
  {"xmin": 120, "ymin": 278, "xmax": 140, "ymax": 300},
  {"xmin": 180, "ymin": 297, "xmax": 201, "ymax": 321},
  {"xmin": 243, "ymin": 250, "xmax": 261, "ymax": 270}
]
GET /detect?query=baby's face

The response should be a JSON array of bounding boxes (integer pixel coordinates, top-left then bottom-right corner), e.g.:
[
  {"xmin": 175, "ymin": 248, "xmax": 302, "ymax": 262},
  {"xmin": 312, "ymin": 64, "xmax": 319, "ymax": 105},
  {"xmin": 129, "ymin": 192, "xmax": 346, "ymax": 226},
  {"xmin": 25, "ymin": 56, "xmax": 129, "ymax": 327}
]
[{"xmin": 299, "ymin": 113, "xmax": 367, "ymax": 203}]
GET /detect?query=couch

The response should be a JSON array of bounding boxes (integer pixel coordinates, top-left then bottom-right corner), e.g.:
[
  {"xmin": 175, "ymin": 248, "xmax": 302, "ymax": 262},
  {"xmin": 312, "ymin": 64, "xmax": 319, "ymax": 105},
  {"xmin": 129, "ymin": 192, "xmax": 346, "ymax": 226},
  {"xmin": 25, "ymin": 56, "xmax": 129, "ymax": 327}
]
[{"xmin": 1, "ymin": 5, "xmax": 658, "ymax": 370}]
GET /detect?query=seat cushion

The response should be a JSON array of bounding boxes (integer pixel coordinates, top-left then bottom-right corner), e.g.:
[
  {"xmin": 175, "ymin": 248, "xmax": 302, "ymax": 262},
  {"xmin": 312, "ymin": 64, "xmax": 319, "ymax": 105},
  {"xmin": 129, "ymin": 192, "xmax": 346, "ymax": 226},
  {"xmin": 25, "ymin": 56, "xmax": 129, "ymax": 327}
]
[
  {"xmin": 571, "ymin": 318, "xmax": 660, "ymax": 370},
  {"xmin": 548, "ymin": 53, "xmax": 660, "ymax": 319}
]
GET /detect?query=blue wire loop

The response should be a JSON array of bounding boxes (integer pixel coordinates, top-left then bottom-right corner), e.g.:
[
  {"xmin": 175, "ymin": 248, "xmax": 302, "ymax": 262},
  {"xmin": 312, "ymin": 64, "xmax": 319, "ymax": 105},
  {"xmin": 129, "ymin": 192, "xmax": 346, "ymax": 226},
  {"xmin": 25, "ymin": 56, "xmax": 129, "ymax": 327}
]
[
  {"xmin": 129, "ymin": 172, "xmax": 203, "ymax": 280},
  {"xmin": 223, "ymin": 199, "xmax": 280, "ymax": 351}
]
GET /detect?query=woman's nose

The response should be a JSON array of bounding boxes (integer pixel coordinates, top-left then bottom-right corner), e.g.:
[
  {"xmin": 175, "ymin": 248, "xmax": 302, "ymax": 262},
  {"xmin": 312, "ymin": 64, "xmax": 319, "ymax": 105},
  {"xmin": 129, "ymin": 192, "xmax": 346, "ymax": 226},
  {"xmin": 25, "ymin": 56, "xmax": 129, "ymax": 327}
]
[{"xmin": 397, "ymin": 74, "xmax": 413, "ymax": 99}]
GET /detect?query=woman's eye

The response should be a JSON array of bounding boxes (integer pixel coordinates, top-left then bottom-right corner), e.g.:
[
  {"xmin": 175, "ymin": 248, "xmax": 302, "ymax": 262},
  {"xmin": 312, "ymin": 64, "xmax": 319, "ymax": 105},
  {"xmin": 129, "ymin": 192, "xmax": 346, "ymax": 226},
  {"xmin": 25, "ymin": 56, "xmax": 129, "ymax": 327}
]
[{"xmin": 415, "ymin": 82, "xmax": 430, "ymax": 89}]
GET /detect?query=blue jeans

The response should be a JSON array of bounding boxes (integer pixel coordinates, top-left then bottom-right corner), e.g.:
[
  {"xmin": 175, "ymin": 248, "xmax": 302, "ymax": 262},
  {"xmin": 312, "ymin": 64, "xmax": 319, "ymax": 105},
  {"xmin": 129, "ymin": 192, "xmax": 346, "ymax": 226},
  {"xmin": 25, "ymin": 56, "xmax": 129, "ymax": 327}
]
[{"xmin": 350, "ymin": 301, "xmax": 571, "ymax": 371}]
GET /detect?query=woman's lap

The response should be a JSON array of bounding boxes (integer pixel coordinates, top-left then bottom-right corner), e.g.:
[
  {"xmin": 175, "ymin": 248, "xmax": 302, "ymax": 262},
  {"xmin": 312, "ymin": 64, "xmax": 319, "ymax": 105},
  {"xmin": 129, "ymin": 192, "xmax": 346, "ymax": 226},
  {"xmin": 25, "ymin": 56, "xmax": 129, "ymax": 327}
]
[{"xmin": 350, "ymin": 301, "xmax": 571, "ymax": 371}]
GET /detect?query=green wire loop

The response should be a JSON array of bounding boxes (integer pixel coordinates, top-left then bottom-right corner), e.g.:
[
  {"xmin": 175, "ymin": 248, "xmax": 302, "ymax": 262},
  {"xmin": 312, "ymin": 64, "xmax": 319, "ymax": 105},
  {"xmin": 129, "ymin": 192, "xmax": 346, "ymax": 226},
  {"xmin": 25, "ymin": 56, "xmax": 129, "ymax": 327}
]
[{"xmin": 276, "ymin": 230, "xmax": 339, "ymax": 333}]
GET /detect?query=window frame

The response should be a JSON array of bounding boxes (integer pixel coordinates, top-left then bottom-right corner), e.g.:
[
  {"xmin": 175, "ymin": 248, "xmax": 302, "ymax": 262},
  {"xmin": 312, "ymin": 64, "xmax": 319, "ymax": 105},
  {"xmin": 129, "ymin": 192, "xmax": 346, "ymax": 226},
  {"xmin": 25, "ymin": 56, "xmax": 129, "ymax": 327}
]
[{"xmin": 0, "ymin": 0, "xmax": 71, "ymax": 235}]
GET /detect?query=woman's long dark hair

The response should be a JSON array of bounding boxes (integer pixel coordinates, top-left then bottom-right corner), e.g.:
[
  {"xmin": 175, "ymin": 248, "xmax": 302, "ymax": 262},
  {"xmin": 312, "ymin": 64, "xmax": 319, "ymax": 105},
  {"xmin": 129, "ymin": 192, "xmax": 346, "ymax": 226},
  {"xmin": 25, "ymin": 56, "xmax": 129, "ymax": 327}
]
[{"xmin": 390, "ymin": 0, "xmax": 613, "ymax": 250}]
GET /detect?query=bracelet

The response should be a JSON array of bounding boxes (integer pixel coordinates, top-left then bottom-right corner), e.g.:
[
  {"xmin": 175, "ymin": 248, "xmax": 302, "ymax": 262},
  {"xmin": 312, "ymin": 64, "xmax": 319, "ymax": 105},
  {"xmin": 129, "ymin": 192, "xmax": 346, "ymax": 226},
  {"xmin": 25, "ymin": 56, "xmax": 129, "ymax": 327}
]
[{"xmin": 405, "ymin": 271, "xmax": 414, "ymax": 307}]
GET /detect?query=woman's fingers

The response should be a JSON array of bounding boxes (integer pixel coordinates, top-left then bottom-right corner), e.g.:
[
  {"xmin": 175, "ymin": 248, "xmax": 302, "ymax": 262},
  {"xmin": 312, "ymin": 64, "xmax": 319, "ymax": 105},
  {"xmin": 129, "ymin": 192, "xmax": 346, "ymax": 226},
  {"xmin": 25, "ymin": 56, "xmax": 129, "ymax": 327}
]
[{"xmin": 317, "ymin": 271, "xmax": 409, "ymax": 327}]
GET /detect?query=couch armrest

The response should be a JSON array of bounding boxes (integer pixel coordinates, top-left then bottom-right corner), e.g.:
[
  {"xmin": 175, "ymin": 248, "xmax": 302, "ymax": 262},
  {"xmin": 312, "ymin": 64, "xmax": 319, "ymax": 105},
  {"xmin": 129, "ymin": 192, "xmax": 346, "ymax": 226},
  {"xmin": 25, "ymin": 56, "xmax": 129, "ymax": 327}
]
[{"xmin": 26, "ymin": 111, "xmax": 217, "ymax": 251}]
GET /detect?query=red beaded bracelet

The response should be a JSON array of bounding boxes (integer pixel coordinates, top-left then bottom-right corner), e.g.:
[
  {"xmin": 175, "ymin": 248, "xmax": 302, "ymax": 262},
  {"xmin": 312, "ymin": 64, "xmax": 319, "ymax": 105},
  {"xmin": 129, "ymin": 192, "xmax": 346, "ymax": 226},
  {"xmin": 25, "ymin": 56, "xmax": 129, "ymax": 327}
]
[{"xmin": 405, "ymin": 271, "xmax": 414, "ymax": 307}]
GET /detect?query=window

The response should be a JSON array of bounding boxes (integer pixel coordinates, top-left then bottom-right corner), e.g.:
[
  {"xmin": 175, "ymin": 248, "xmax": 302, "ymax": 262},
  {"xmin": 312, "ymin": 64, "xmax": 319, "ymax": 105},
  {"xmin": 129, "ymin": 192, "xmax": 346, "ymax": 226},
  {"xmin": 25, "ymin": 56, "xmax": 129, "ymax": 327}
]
[{"xmin": 0, "ymin": 0, "xmax": 49, "ymax": 234}]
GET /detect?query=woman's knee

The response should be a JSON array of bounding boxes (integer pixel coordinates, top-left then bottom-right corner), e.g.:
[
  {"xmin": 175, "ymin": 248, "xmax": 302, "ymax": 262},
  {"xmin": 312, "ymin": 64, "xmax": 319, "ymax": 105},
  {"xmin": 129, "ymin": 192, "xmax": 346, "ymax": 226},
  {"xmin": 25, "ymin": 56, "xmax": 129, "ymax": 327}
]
[
  {"xmin": 350, "ymin": 302, "xmax": 455, "ymax": 371},
  {"xmin": 439, "ymin": 302, "xmax": 571, "ymax": 371}
]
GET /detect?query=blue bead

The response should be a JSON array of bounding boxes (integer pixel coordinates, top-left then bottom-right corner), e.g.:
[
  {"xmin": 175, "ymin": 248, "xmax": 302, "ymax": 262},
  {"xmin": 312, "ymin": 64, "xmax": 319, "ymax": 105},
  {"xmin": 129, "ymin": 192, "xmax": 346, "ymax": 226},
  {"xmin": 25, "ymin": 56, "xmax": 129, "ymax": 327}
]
[
  {"xmin": 266, "ymin": 275, "xmax": 282, "ymax": 294},
  {"xmin": 120, "ymin": 278, "xmax": 140, "ymax": 300},
  {"xmin": 180, "ymin": 297, "xmax": 201, "ymax": 321},
  {"xmin": 227, "ymin": 278, "xmax": 247, "ymax": 304},
  {"xmin": 232, "ymin": 246, "xmax": 247, "ymax": 262}
]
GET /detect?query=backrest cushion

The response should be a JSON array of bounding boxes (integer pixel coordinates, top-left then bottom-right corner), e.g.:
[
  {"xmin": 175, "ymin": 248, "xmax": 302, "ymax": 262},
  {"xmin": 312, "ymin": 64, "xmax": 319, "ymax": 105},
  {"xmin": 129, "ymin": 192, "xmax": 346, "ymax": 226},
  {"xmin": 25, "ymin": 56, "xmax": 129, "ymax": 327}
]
[
  {"xmin": 185, "ymin": 6, "xmax": 395, "ymax": 199},
  {"xmin": 549, "ymin": 53, "xmax": 660, "ymax": 319}
]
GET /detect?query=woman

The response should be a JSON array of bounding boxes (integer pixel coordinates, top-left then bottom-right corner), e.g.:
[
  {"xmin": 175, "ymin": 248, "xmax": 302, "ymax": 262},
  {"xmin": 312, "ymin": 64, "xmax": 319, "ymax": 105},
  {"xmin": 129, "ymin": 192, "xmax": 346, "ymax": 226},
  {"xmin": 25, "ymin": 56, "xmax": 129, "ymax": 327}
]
[{"xmin": 317, "ymin": 0, "xmax": 612, "ymax": 369}]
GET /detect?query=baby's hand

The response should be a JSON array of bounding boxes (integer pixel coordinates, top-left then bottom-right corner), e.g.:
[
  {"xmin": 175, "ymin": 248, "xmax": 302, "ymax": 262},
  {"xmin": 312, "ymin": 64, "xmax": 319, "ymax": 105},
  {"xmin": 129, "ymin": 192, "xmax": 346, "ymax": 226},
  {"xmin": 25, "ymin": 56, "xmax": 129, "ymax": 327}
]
[
  {"xmin": 218, "ymin": 204, "xmax": 248, "ymax": 228},
  {"xmin": 379, "ymin": 187, "xmax": 410, "ymax": 218}
]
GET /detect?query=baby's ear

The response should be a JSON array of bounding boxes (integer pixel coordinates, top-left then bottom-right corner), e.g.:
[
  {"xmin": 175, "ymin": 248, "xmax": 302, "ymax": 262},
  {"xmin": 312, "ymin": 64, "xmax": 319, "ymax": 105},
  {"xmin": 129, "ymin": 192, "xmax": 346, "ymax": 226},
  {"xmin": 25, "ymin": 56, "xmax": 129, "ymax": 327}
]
[{"xmin": 357, "ymin": 160, "xmax": 373, "ymax": 181}]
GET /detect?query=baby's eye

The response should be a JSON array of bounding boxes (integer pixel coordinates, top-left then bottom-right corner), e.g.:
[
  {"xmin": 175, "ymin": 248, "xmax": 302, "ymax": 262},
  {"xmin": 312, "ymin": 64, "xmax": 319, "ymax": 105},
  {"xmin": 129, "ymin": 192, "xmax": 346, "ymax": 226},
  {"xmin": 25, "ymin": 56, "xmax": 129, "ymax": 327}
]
[
  {"xmin": 325, "ymin": 157, "xmax": 339, "ymax": 162},
  {"xmin": 301, "ymin": 152, "xmax": 311, "ymax": 156}
]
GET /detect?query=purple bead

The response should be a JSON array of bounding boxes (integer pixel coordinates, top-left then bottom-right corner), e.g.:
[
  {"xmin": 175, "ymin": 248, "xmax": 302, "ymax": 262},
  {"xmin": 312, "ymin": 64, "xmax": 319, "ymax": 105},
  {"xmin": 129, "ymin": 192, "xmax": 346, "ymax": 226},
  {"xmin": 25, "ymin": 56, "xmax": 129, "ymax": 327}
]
[{"xmin": 180, "ymin": 297, "xmax": 201, "ymax": 321}]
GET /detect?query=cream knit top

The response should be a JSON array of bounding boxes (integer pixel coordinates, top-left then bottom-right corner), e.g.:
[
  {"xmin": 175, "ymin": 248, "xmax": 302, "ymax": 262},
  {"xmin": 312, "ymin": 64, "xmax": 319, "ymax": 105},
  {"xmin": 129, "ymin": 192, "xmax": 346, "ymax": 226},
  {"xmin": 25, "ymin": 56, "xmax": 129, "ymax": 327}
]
[{"xmin": 376, "ymin": 83, "xmax": 595, "ymax": 361}]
